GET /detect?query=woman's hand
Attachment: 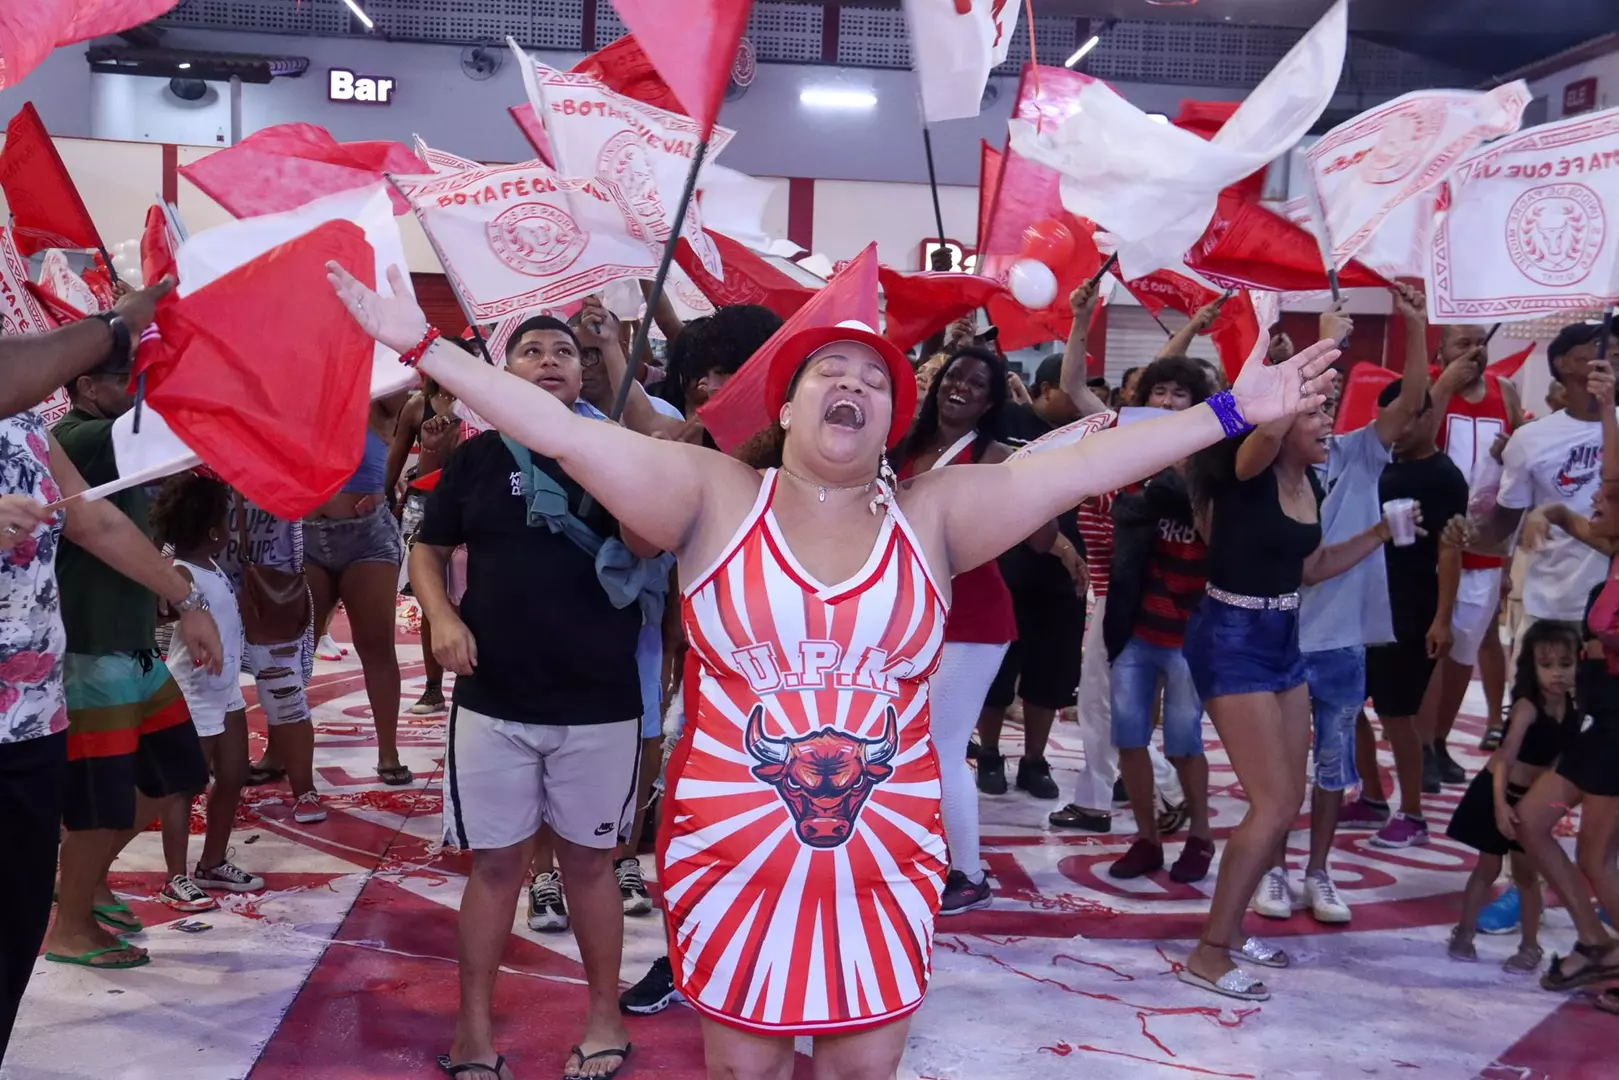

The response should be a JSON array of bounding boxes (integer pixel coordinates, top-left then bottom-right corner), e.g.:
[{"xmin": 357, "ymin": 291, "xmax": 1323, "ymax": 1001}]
[
  {"xmin": 0, "ymin": 495, "xmax": 51, "ymax": 549},
  {"xmin": 419, "ymin": 414, "xmax": 460, "ymax": 456},
  {"xmin": 328, "ymin": 263, "xmax": 429, "ymax": 355},
  {"xmin": 1230, "ymin": 337, "xmax": 1340, "ymax": 427},
  {"xmin": 1494, "ymin": 800, "xmax": 1519, "ymax": 842}
]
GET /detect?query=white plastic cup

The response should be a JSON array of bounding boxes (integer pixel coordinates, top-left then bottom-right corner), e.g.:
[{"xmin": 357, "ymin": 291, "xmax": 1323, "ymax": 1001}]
[{"xmin": 1383, "ymin": 498, "xmax": 1417, "ymax": 547}]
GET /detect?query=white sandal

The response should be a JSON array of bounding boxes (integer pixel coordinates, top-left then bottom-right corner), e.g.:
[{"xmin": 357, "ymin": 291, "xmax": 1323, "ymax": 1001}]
[
  {"xmin": 1177, "ymin": 964, "xmax": 1271, "ymax": 1002},
  {"xmin": 1231, "ymin": 936, "xmax": 1290, "ymax": 969}
]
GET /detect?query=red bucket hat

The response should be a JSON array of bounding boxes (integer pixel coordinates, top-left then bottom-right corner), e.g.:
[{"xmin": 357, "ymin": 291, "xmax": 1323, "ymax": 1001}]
[{"xmin": 763, "ymin": 320, "xmax": 917, "ymax": 450}]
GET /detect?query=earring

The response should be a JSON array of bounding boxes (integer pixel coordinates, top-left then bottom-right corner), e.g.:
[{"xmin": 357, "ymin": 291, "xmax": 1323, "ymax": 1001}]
[
  {"xmin": 869, "ymin": 453, "xmax": 897, "ymax": 516},
  {"xmin": 781, "ymin": 417, "xmax": 791, "ymax": 431}
]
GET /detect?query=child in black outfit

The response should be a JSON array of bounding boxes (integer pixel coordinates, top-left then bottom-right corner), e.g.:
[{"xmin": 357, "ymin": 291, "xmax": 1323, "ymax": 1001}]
[{"xmin": 1446, "ymin": 619, "xmax": 1582, "ymax": 972}]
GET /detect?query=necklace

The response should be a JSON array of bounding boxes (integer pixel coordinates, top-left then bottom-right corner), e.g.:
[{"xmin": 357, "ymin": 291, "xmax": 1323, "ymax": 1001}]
[{"xmin": 779, "ymin": 466, "xmax": 874, "ymax": 503}]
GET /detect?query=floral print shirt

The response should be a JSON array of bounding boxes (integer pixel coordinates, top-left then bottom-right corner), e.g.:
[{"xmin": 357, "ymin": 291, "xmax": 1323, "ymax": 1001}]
[{"xmin": 0, "ymin": 409, "xmax": 66, "ymax": 744}]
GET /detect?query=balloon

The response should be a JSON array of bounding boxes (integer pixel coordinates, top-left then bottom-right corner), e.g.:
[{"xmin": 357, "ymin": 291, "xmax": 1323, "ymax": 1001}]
[
  {"xmin": 1021, "ymin": 217, "xmax": 1077, "ymax": 269},
  {"xmin": 1008, "ymin": 258, "xmax": 1058, "ymax": 309}
]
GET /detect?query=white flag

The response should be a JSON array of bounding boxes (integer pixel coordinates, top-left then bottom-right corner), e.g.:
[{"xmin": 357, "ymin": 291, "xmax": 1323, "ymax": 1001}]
[
  {"xmin": 0, "ymin": 227, "xmax": 69, "ymax": 422},
  {"xmin": 904, "ymin": 0, "xmax": 998, "ymax": 124},
  {"xmin": 1008, "ymin": 0, "xmax": 1346, "ymax": 280},
  {"xmin": 1428, "ymin": 106, "xmax": 1619, "ymax": 323},
  {"xmin": 989, "ymin": 0, "xmax": 1019, "ymax": 66},
  {"xmin": 413, "ymin": 134, "xmax": 479, "ymax": 175},
  {"xmin": 38, "ymin": 249, "xmax": 101, "ymax": 315},
  {"xmin": 1304, "ymin": 82, "xmax": 1530, "ymax": 270}
]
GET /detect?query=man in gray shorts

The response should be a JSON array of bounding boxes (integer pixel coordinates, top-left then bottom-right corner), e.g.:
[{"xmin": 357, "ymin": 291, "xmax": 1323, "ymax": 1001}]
[{"xmin": 411, "ymin": 315, "xmax": 654, "ymax": 1080}]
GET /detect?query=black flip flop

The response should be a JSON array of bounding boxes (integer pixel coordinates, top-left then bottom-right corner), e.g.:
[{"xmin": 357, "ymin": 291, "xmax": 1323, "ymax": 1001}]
[
  {"xmin": 437, "ymin": 1052, "xmax": 510, "ymax": 1079},
  {"xmin": 563, "ymin": 1043, "xmax": 631, "ymax": 1080},
  {"xmin": 376, "ymin": 764, "xmax": 414, "ymax": 786}
]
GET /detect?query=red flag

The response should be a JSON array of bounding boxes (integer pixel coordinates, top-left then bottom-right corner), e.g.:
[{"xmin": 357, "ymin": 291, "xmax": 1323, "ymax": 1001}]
[
  {"xmin": 976, "ymin": 140, "xmax": 1002, "ymax": 252},
  {"xmin": 506, "ymin": 104, "xmax": 556, "ymax": 167},
  {"xmin": 699, "ymin": 243, "xmax": 878, "ymax": 452},
  {"xmin": 603, "ymin": 2, "xmax": 752, "ymax": 139},
  {"xmin": 1169, "ymin": 99, "xmax": 1269, "ymax": 203},
  {"xmin": 1485, "ymin": 343, "xmax": 1534, "ymax": 380},
  {"xmin": 981, "ymin": 65, "xmax": 1098, "ymax": 256},
  {"xmin": 177, "ymin": 123, "xmax": 429, "ymax": 219},
  {"xmin": 675, "ymin": 229, "xmax": 814, "ymax": 321},
  {"xmin": 570, "ymin": 35, "xmax": 685, "ymax": 114},
  {"xmin": 145, "ymin": 220, "xmax": 377, "ymax": 519},
  {"xmin": 880, "ymin": 269, "xmax": 1004, "ymax": 353},
  {"xmin": 1207, "ymin": 289, "xmax": 1263, "ymax": 385},
  {"xmin": 1333, "ymin": 362, "xmax": 1398, "ymax": 434},
  {"xmin": 0, "ymin": 1, "xmax": 179, "ymax": 91},
  {"xmin": 1186, "ymin": 189, "xmax": 1390, "ymax": 293},
  {"xmin": 25, "ymin": 280, "xmax": 85, "ymax": 325},
  {"xmin": 139, "ymin": 204, "xmax": 178, "ymax": 289},
  {"xmin": 0, "ymin": 102, "xmax": 103, "ymax": 255}
]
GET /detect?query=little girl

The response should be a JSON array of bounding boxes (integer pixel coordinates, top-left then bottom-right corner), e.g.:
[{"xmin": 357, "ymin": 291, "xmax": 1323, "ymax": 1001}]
[
  {"xmin": 1446, "ymin": 619, "xmax": 1582, "ymax": 972},
  {"xmin": 151, "ymin": 473, "xmax": 264, "ymax": 907}
]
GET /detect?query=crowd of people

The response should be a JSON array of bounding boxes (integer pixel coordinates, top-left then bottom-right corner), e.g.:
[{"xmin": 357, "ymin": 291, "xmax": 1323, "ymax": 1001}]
[{"xmin": 1, "ymin": 257, "xmax": 1617, "ymax": 1080}]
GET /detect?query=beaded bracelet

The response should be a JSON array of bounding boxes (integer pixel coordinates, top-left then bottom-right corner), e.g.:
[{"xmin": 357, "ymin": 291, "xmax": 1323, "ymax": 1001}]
[
  {"xmin": 1207, "ymin": 390, "xmax": 1252, "ymax": 438},
  {"xmin": 399, "ymin": 326, "xmax": 442, "ymax": 368}
]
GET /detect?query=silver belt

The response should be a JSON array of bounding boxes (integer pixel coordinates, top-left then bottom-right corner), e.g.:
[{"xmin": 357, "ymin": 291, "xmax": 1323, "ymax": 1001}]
[{"xmin": 1207, "ymin": 586, "xmax": 1299, "ymax": 612}]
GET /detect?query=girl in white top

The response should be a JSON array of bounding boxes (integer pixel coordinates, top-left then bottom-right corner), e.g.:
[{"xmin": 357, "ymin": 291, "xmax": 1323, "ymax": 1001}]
[{"xmin": 151, "ymin": 474, "xmax": 264, "ymax": 903}]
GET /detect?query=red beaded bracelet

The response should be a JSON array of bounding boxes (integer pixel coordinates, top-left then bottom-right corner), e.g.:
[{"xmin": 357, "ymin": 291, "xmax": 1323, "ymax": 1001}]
[{"xmin": 399, "ymin": 326, "xmax": 442, "ymax": 368}]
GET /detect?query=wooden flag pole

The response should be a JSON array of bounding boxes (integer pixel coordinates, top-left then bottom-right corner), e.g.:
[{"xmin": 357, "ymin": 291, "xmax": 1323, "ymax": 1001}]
[{"xmin": 385, "ymin": 174, "xmax": 496, "ymax": 367}]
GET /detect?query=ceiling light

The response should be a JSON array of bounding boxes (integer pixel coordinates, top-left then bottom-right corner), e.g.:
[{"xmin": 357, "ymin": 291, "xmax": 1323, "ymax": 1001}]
[
  {"xmin": 341, "ymin": 0, "xmax": 374, "ymax": 30},
  {"xmin": 1065, "ymin": 35, "xmax": 1100, "ymax": 68},
  {"xmin": 800, "ymin": 87, "xmax": 877, "ymax": 110},
  {"xmin": 177, "ymin": 62, "xmax": 191, "ymax": 70}
]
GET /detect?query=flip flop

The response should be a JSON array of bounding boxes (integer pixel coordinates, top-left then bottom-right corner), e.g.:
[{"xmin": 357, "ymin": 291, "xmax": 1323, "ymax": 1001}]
[
  {"xmin": 437, "ymin": 1052, "xmax": 511, "ymax": 1079},
  {"xmin": 45, "ymin": 938, "xmax": 149, "ymax": 969},
  {"xmin": 377, "ymin": 764, "xmax": 414, "ymax": 787},
  {"xmin": 1177, "ymin": 966, "xmax": 1270, "ymax": 1002},
  {"xmin": 92, "ymin": 901, "xmax": 143, "ymax": 934},
  {"xmin": 1231, "ymin": 937, "xmax": 1290, "ymax": 969},
  {"xmin": 563, "ymin": 1043, "xmax": 631, "ymax": 1080}
]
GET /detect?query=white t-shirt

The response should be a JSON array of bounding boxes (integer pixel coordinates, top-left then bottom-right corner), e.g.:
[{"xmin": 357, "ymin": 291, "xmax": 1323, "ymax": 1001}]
[{"xmin": 1497, "ymin": 409, "xmax": 1610, "ymax": 621}]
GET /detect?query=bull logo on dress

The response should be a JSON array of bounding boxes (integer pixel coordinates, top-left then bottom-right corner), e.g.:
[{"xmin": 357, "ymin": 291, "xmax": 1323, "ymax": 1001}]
[
  {"xmin": 486, "ymin": 203, "xmax": 588, "ymax": 278},
  {"xmin": 744, "ymin": 704, "xmax": 898, "ymax": 849},
  {"xmin": 1506, "ymin": 182, "xmax": 1606, "ymax": 288}
]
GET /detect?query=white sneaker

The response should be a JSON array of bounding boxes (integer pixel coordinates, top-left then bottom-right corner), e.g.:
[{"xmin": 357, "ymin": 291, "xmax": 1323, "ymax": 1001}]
[
  {"xmin": 316, "ymin": 634, "xmax": 346, "ymax": 662},
  {"xmin": 1305, "ymin": 870, "xmax": 1352, "ymax": 924},
  {"xmin": 527, "ymin": 871, "xmax": 568, "ymax": 932},
  {"xmin": 1249, "ymin": 867, "xmax": 1293, "ymax": 920},
  {"xmin": 293, "ymin": 791, "xmax": 327, "ymax": 824}
]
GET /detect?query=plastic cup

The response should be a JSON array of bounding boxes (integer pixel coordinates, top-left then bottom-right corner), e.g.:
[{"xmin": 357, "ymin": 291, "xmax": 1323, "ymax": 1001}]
[{"xmin": 1383, "ymin": 498, "xmax": 1417, "ymax": 547}]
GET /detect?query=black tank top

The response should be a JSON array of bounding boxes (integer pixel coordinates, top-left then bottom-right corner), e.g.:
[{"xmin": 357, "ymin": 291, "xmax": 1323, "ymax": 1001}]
[
  {"xmin": 1511, "ymin": 696, "xmax": 1577, "ymax": 768},
  {"xmin": 1206, "ymin": 468, "xmax": 1324, "ymax": 598}
]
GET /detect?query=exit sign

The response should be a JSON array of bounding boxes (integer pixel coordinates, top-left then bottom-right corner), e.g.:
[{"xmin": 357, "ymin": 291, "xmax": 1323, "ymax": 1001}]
[{"xmin": 1564, "ymin": 77, "xmax": 1599, "ymax": 116}]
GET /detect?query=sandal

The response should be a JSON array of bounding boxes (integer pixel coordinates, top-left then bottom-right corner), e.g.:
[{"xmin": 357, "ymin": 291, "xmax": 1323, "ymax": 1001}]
[
  {"xmin": 247, "ymin": 764, "xmax": 287, "ymax": 786},
  {"xmin": 1231, "ymin": 936, "xmax": 1290, "ymax": 969},
  {"xmin": 436, "ymin": 1052, "xmax": 512, "ymax": 1079},
  {"xmin": 1177, "ymin": 940, "xmax": 1270, "ymax": 1002},
  {"xmin": 376, "ymin": 764, "xmax": 414, "ymax": 786},
  {"xmin": 45, "ymin": 938, "xmax": 149, "ymax": 969},
  {"xmin": 1541, "ymin": 940, "xmax": 1619, "ymax": 991},
  {"xmin": 1449, "ymin": 926, "xmax": 1479, "ymax": 962},
  {"xmin": 563, "ymin": 1043, "xmax": 631, "ymax": 1080},
  {"xmin": 1597, "ymin": 989, "xmax": 1619, "ymax": 1016},
  {"xmin": 92, "ymin": 901, "xmax": 143, "ymax": 934},
  {"xmin": 1503, "ymin": 943, "xmax": 1544, "ymax": 974},
  {"xmin": 1479, "ymin": 727, "xmax": 1505, "ymax": 752}
]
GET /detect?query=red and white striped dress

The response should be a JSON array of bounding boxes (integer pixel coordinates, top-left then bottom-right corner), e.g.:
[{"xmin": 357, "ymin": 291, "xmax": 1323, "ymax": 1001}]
[{"xmin": 658, "ymin": 469, "xmax": 950, "ymax": 1035}]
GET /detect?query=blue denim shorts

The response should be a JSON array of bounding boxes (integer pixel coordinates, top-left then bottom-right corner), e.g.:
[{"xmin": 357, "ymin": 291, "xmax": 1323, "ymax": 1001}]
[
  {"xmin": 1302, "ymin": 646, "xmax": 1365, "ymax": 791},
  {"xmin": 303, "ymin": 503, "xmax": 404, "ymax": 574},
  {"xmin": 1109, "ymin": 637, "xmax": 1205, "ymax": 758},
  {"xmin": 1182, "ymin": 596, "xmax": 1307, "ymax": 702}
]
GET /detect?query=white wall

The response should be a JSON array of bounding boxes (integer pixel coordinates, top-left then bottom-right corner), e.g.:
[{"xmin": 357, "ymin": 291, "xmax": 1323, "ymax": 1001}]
[{"xmin": 1531, "ymin": 50, "xmax": 1619, "ymax": 121}]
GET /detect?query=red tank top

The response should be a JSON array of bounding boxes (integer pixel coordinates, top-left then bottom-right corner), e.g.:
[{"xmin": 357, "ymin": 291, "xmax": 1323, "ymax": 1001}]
[
  {"xmin": 1435, "ymin": 371, "xmax": 1513, "ymax": 572},
  {"xmin": 898, "ymin": 435, "xmax": 1017, "ymax": 645}
]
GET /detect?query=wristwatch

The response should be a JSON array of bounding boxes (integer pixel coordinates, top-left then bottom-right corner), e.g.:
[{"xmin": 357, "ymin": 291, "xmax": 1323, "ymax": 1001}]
[
  {"xmin": 173, "ymin": 586, "xmax": 211, "ymax": 615},
  {"xmin": 90, "ymin": 310, "xmax": 131, "ymax": 363}
]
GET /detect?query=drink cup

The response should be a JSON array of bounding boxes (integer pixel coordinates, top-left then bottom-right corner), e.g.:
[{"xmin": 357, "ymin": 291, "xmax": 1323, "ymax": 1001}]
[{"xmin": 1383, "ymin": 498, "xmax": 1417, "ymax": 547}]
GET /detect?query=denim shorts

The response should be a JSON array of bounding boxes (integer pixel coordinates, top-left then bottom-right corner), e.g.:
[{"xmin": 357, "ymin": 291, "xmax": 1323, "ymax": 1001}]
[
  {"xmin": 1109, "ymin": 637, "xmax": 1205, "ymax": 758},
  {"xmin": 1183, "ymin": 596, "xmax": 1307, "ymax": 702},
  {"xmin": 303, "ymin": 503, "xmax": 404, "ymax": 574},
  {"xmin": 1302, "ymin": 646, "xmax": 1364, "ymax": 791}
]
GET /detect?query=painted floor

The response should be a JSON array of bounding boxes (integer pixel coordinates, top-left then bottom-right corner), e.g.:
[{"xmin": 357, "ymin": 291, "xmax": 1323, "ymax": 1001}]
[{"xmin": 6, "ymin": 626, "xmax": 1616, "ymax": 1080}]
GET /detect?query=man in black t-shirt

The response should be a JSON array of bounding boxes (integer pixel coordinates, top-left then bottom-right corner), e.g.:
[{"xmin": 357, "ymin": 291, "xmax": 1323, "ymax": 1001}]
[
  {"xmin": 411, "ymin": 315, "xmax": 650, "ymax": 1078},
  {"xmin": 1365, "ymin": 380, "xmax": 1469, "ymax": 851}
]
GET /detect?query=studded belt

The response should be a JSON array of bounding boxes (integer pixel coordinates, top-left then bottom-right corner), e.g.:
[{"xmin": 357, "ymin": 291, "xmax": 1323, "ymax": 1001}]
[{"xmin": 1206, "ymin": 586, "xmax": 1299, "ymax": 612}]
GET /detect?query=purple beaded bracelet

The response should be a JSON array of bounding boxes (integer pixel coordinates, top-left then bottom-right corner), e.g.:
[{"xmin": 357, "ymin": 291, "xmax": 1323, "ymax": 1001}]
[{"xmin": 1207, "ymin": 390, "xmax": 1253, "ymax": 438}]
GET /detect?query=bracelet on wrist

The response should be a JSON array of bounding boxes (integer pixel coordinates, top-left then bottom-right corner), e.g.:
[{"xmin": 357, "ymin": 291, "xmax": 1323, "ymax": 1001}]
[
  {"xmin": 1207, "ymin": 390, "xmax": 1253, "ymax": 438},
  {"xmin": 399, "ymin": 326, "xmax": 441, "ymax": 368}
]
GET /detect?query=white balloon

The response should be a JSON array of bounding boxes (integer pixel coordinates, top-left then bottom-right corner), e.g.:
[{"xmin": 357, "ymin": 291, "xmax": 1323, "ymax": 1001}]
[
  {"xmin": 1008, "ymin": 258, "xmax": 1058, "ymax": 309},
  {"xmin": 111, "ymin": 254, "xmax": 143, "ymax": 289}
]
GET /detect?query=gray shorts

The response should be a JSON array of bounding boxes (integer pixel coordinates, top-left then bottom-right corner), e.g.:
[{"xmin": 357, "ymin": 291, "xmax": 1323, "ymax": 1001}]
[
  {"xmin": 442, "ymin": 705, "xmax": 642, "ymax": 851},
  {"xmin": 303, "ymin": 503, "xmax": 403, "ymax": 574}
]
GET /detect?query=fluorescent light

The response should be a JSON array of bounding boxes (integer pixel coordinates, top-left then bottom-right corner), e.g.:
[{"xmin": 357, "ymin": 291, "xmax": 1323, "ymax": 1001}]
[
  {"xmin": 800, "ymin": 87, "xmax": 877, "ymax": 110},
  {"xmin": 177, "ymin": 62, "xmax": 191, "ymax": 70},
  {"xmin": 1065, "ymin": 35, "xmax": 1100, "ymax": 68},
  {"xmin": 341, "ymin": 0, "xmax": 374, "ymax": 30}
]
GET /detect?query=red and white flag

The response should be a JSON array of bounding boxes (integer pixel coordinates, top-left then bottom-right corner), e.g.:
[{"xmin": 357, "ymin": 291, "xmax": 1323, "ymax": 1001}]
[
  {"xmin": 507, "ymin": 105, "xmax": 556, "ymax": 168},
  {"xmin": 904, "ymin": 0, "xmax": 999, "ymax": 124},
  {"xmin": 178, "ymin": 123, "xmax": 430, "ymax": 219},
  {"xmin": 413, "ymin": 135, "xmax": 480, "ymax": 175},
  {"xmin": 38, "ymin": 249, "xmax": 101, "ymax": 315},
  {"xmin": 980, "ymin": 65, "xmax": 1097, "ymax": 256},
  {"xmin": 1304, "ymin": 82, "xmax": 1531, "ymax": 270},
  {"xmin": 511, "ymin": 47, "xmax": 733, "ymax": 280},
  {"xmin": 394, "ymin": 161, "xmax": 664, "ymax": 322},
  {"xmin": 1009, "ymin": 0, "xmax": 1346, "ymax": 278},
  {"xmin": 0, "ymin": 102, "xmax": 104, "ymax": 255},
  {"xmin": 0, "ymin": 226, "xmax": 52, "ymax": 338},
  {"xmin": 699, "ymin": 243, "xmax": 879, "ymax": 452},
  {"xmin": 572, "ymin": 34, "xmax": 685, "ymax": 115},
  {"xmin": 1429, "ymin": 106, "xmax": 1619, "ymax": 322},
  {"xmin": 1187, "ymin": 189, "xmax": 1390, "ymax": 293},
  {"xmin": 139, "ymin": 203, "xmax": 179, "ymax": 288},
  {"xmin": 604, "ymin": 0, "xmax": 753, "ymax": 139},
  {"xmin": 0, "ymin": 1, "xmax": 179, "ymax": 90},
  {"xmin": 674, "ymin": 228, "xmax": 813, "ymax": 320}
]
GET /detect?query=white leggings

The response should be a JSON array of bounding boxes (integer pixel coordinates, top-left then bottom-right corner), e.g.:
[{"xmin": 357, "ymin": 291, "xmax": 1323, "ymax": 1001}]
[{"xmin": 930, "ymin": 640, "xmax": 1010, "ymax": 877}]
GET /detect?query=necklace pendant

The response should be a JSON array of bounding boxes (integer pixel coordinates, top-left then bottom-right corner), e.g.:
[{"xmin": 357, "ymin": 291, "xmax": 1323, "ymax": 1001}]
[{"xmin": 817, "ymin": 486, "xmax": 827, "ymax": 502}]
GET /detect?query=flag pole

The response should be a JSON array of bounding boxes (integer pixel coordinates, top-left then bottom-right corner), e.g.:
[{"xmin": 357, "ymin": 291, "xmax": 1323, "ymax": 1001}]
[
  {"xmin": 385, "ymin": 174, "xmax": 496, "ymax": 367},
  {"xmin": 1150, "ymin": 311, "xmax": 1174, "ymax": 337},
  {"xmin": 1325, "ymin": 267, "xmax": 1342, "ymax": 304},
  {"xmin": 93, "ymin": 240, "xmax": 150, "ymax": 432},
  {"xmin": 922, "ymin": 126, "xmax": 950, "ymax": 267}
]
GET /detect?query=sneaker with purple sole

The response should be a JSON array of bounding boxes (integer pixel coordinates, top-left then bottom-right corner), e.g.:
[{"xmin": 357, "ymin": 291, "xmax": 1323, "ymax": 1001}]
[
  {"xmin": 1338, "ymin": 798, "xmax": 1392, "ymax": 829},
  {"xmin": 1370, "ymin": 812, "xmax": 1430, "ymax": 849}
]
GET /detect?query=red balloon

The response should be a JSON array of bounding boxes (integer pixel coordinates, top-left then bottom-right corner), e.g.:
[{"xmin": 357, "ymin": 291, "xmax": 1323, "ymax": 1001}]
[{"xmin": 1020, "ymin": 218, "xmax": 1077, "ymax": 271}]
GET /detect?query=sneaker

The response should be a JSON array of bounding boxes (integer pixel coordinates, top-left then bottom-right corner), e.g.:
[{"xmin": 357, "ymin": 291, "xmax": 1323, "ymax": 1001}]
[
  {"xmin": 315, "ymin": 634, "xmax": 346, "ymax": 662},
  {"xmin": 1169, "ymin": 836, "xmax": 1215, "ymax": 883},
  {"xmin": 1304, "ymin": 870, "xmax": 1352, "ymax": 924},
  {"xmin": 1157, "ymin": 799, "xmax": 1189, "ymax": 836},
  {"xmin": 976, "ymin": 751, "xmax": 1008, "ymax": 795},
  {"xmin": 939, "ymin": 868, "xmax": 993, "ymax": 915},
  {"xmin": 1338, "ymin": 797, "xmax": 1391, "ymax": 828},
  {"xmin": 1477, "ymin": 886, "xmax": 1522, "ymax": 935},
  {"xmin": 619, "ymin": 955, "xmax": 681, "ymax": 1015},
  {"xmin": 194, "ymin": 858, "xmax": 265, "ymax": 893},
  {"xmin": 1112, "ymin": 777, "xmax": 1129, "ymax": 806},
  {"xmin": 292, "ymin": 791, "xmax": 328, "ymax": 824},
  {"xmin": 1048, "ymin": 803, "xmax": 1111, "ymax": 832},
  {"xmin": 966, "ymin": 739, "xmax": 980, "ymax": 760},
  {"xmin": 527, "ymin": 871, "xmax": 568, "ymax": 932},
  {"xmin": 408, "ymin": 686, "xmax": 446, "ymax": 715},
  {"xmin": 1015, "ymin": 756, "xmax": 1060, "ymax": 799},
  {"xmin": 1421, "ymin": 745, "xmax": 1443, "ymax": 795},
  {"xmin": 1371, "ymin": 812, "xmax": 1431, "ymax": 849},
  {"xmin": 1434, "ymin": 743, "xmax": 1467, "ymax": 786},
  {"xmin": 1108, "ymin": 838, "xmax": 1164, "ymax": 879},
  {"xmin": 1250, "ymin": 867, "xmax": 1294, "ymax": 920},
  {"xmin": 615, "ymin": 856, "xmax": 653, "ymax": 916},
  {"xmin": 160, "ymin": 874, "xmax": 219, "ymax": 913}
]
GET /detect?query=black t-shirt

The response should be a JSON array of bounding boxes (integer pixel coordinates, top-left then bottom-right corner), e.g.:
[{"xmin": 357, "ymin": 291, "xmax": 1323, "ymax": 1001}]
[
  {"xmin": 416, "ymin": 431, "xmax": 642, "ymax": 725},
  {"xmin": 1378, "ymin": 452, "xmax": 1470, "ymax": 640},
  {"xmin": 1206, "ymin": 468, "xmax": 1324, "ymax": 598},
  {"xmin": 998, "ymin": 404, "xmax": 1083, "ymax": 592}
]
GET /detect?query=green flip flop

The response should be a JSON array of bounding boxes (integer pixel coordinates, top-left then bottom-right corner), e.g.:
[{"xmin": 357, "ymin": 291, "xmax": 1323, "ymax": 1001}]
[
  {"xmin": 46, "ymin": 938, "xmax": 150, "ymax": 969},
  {"xmin": 92, "ymin": 901, "xmax": 143, "ymax": 934}
]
